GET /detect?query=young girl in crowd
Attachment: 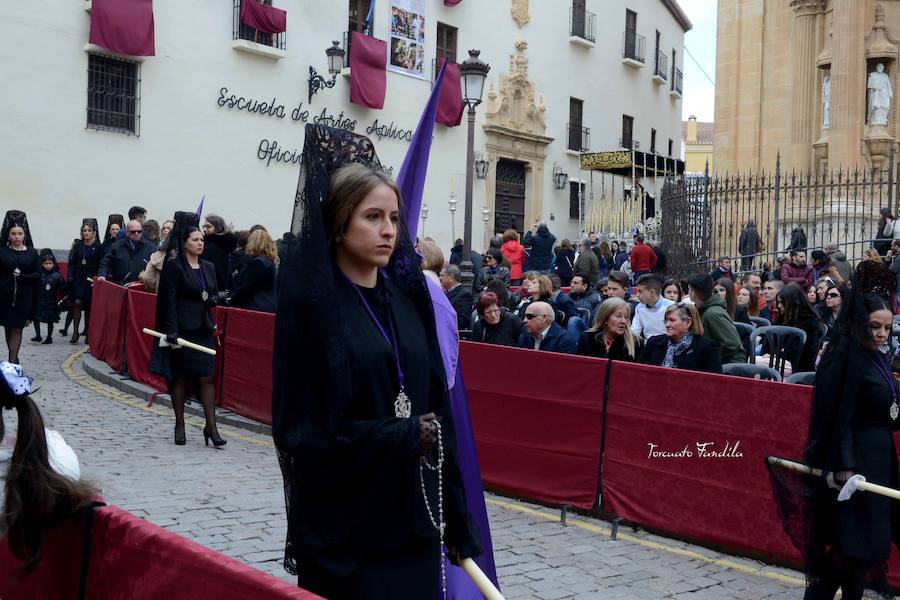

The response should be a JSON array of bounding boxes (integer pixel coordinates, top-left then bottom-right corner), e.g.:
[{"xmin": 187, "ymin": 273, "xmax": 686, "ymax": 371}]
[{"xmin": 31, "ymin": 250, "xmax": 65, "ymax": 345}]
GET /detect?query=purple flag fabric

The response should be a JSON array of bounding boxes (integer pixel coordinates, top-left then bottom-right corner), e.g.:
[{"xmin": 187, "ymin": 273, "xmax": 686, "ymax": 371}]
[
  {"xmin": 89, "ymin": 0, "xmax": 155, "ymax": 57},
  {"xmin": 240, "ymin": 0, "xmax": 287, "ymax": 35},
  {"xmin": 195, "ymin": 195, "xmax": 205, "ymax": 220},
  {"xmin": 396, "ymin": 59, "xmax": 500, "ymax": 597}
]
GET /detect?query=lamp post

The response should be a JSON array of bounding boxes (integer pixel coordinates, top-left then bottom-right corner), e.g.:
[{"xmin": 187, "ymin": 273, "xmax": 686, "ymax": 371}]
[
  {"xmin": 459, "ymin": 49, "xmax": 491, "ymax": 292},
  {"xmin": 308, "ymin": 41, "xmax": 345, "ymax": 104},
  {"xmin": 481, "ymin": 205, "xmax": 491, "ymax": 250},
  {"xmin": 448, "ymin": 192, "xmax": 457, "ymax": 241},
  {"xmin": 420, "ymin": 203, "xmax": 429, "ymax": 237}
]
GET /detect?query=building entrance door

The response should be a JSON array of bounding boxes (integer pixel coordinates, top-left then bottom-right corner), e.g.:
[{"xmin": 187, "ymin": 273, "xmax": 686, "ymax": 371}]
[{"xmin": 494, "ymin": 159, "xmax": 526, "ymax": 237}]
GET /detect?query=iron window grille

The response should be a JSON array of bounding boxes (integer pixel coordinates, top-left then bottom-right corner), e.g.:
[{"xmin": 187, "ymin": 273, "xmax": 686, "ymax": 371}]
[
  {"xmin": 622, "ymin": 28, "xmax": 645, "ymax": 63},
  {"xmin": 567, "ymin": 123, "xmax": 590, "ymax": 152},
  {"xmin": 569, "ymin": 2, "xmax": 596, "ymax": 43},
  {"xmin": 86, "ymin": 53, "xmax": 140, "ymax": 136},
  {"xmin": 232, "ymin": 0, "xmax": 286, "ymax": 50},
  {"xmin": 569, "ymin": 181, "xmax": 586, "ymax": 220},
  {"xmin": 621, "ymin": 115, "xmax": 634, "ymax": 150},
  {"xmin": 655, "ymin": 49, "xmax": 668, "ymax": 80},
  {"xmin": 673, "ymin": 67, "xmax": 684, "ymax": 94}
]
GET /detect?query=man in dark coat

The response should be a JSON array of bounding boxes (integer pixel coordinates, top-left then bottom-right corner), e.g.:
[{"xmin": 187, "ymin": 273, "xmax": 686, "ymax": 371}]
[
  {"xmin": 738, "ymin": 220, "xmax": 761, "ymax": 271},
  {"xmin": 523, "ymin": 223, "xmax": 556, "ymax": 274},
  {"xmin": 651, "ymin": 241, "xmax": 667, "ymax": 275},
  {"xmin": 440, "ymin": 264, "xmax": 473, "ymax": 330},
  {"xmin": 449, "ymin": 239, "xmax": 483, "ymax": 270},
  {"xmin": 824, "ymin": 242, "xmax": 853, "ymax": 283},
  {"xmin": 97, "ymin": 220, "xmax": 154, "ymax": 285},
  {"xmin": 516, "ymin": 301, "xmax": 576, "ymax": 353},
  {"xmin": 780, "ymin": 250, "xmax": 815, "ymax": 288},
  {"xmin": 709, "ymin": 256, "xmax": 735, "ymax": 282}
]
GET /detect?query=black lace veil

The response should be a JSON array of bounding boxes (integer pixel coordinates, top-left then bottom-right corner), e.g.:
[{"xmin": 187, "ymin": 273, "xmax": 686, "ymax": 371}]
[
  {"xmin": 103, "ymin": 214, "xmax": 124, "ymax": 243},
  {"xmin": 273, "ymin": 124, "xmax": 435, "ymax": 574},
  {"xmin": 0, "ymin": 211, "xmax": 33, "ymax": 249}
]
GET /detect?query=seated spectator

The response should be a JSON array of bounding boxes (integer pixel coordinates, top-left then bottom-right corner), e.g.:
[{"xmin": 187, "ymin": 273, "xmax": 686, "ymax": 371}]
[
  {"xmin": 569, "ymin": 274, "xmax": 601, "ymax": 318},
  {"xmin": 578, "ymin": 297, "xmax": 641, "ymax": 361},
  {"xmin": 514, "ymin": 273, "xmax": 550, "ymax": 319},
  {"xmin": 573, "ymin": 238, "xmax": 599, "ymax": 286},
  {"xmin": 806, "ymin": 284, "xmax": 819, "ymax": 306},
  {"xmin": 780, "ymin": 250, "xmax": 815, "ymax": 288},
  {"xmin": 228, "ymin": 229, "xmax": 277, "ymax": 313},
  {"xmin": 475, "ymin": 248, "xmax": 510, "ymax": 293},
  {"xmin": 687, "ymin": 274, "xmax": 746, "ymax": 364},
  {"xmin": 774, "ymin": 283, "xmax": 824, "ymax": 372},
  {"xmin": 516, "ymin": 301, "xmax": 576, "ymax": 354},
  {"xmin": 485, "ymin": 278, "xmax": 513, "ymax": 311},
  {"xmin": 815, "ymin": 283, "xmax": 844, "ymax": 341},
  {"xmin": 472, "ymin": 292, "xmax": 524, "ymax": 346},
  {"xmin": 449, "ymin": 238, "xmax": 482, "ymax": 270},
  {"xmin": 605, "ymin": 271, "xmax": 631, "ymax": 301},
  {"xmin": 736, "ymin": 285, "xmax": 760, "ymax": 318},
  {"xmin": 760, "ymin": 279, "xmax": 785, "ymax": 321},
  {"xmin": 632, "ymin": 274, "xmax": 674, "ymax": 340},
  {"xmin": 714, "ymin": 278, "xmax": 751, "ymax": 324},
  {"xmin": 97, "ymin": 220, "xmax": 154, "ymax": 285},
  {"xmin": 639, "ymin": 303, "xmax": 723, "ymax": 373},
  {"xmin": 709, "ymin": 256, "xmax": 735, "ymax": 282},
  {"xmin": 418, "ymin": 239, "xmax": 444, "ymax": 284},
  {"xmin": 439, "ymin": 264, "xmax": 473, "ymax": 330},
  {"xmin": 549, "ymin": 275, "xmax": 586, "ymax": 342},
  {"xmin": 662, "ymin": 279, "xmax": 682, "ymax": 302}
]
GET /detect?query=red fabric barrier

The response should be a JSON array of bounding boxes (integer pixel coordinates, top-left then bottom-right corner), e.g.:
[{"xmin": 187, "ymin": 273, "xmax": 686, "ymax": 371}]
[
  {"xmin": 214, "ymin": 307, "xmax": 227, "ymax": 405},
  {"xmin": 0, "ymin": 505, "xmax": 320, "ymax": 599},
  {"xmin": 460, "ymin": 341, "xmax": 605, "ymax": 509},
  {"xmin": 59, "ymin": 261, "xmax": 69, "ymax": 281},
  {"xmin": 219, "ymin": 307, "xmax": 275, "ymax": 425},
  {"xmin": 602, "ymin": 363, "xmax": 811, "ymax": 561},
  {"xmin": 88, "ymin": 279, "xmax": 128, "ymax": 371},
  {"xmin": 124, "ymin": 289, "xmax": 167, "ymax": 392}
]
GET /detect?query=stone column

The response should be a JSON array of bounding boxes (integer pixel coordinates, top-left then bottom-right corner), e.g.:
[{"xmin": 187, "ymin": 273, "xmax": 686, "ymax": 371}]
[
  {"xmin": 789, "ymin": 0, "xmax": 822, "ymax": 171},
  {"xmin": 829, "ymin": 0, "xmax": 867, "ymax": 170}
]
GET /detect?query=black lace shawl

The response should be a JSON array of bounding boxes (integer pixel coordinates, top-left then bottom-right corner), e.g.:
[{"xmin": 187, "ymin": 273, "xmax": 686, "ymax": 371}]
[
  {"xmin": 273, "ymin": 125, "xmax": 468, "ymax": 575},
  {"xmin": 0, "ymin": 211, "xmax": 33, "ymax": 249}
]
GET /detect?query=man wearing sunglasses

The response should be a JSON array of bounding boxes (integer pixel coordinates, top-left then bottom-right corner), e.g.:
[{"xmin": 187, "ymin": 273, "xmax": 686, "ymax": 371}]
[
  {"xmin": 97, "ymin": 220, "xmax": 154, "ymax": 285},
  {"xmin": 516, "ymin": 301, "xmax": 576, "ymax": 354}
]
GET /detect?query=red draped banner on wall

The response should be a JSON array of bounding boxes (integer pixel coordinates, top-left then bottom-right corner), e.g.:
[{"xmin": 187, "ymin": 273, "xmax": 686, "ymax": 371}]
[
  {"xmin": 89, "ymin": 0, "xmax": 155, "ymax": 56},
  {"xmin": 240, "ymin": 0, "xmax": 287, "ymax": 34},
  {"xmin": 349, "ymin": 32, "xmax": 387, "ymax": 109}
]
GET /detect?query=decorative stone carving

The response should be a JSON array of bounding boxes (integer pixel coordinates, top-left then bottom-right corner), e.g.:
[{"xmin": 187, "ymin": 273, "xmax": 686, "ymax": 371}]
[
  {"xmin": 484, "ymin": 40, "xmax": 546, "ymax": 136},
  {"xmin": 511, "ymin": 0, "xmax": 529, "ymax": 28},
  {"xmin": 865, "ymin": 3, "xmax": 899, "ymax": 59},
  {"xmin": 867, "ymin": 63, "xmax": 892, "ymax": 126},
  {"xmin": 822, "ymin": 71, "xmax": 831, "ymax": 129},
  {"xmin": 789, "ymin": 0, "xmax": 822, "ymax": 17}
]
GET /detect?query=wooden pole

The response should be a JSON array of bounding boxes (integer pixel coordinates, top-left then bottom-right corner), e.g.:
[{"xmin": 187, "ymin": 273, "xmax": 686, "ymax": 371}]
[
  {"xmin": 142, "ymin": 328, "xmax": 216, "ymax": 356},
  {"xmin": 460, "ymin": 558, "xmax": 505, "ymax": 600},
  {"xmin": 767, "ymin": 456, "xmax": 900, "ymax": 501}
]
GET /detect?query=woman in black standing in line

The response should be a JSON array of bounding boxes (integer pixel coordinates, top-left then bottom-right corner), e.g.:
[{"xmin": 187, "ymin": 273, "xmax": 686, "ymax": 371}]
[
  {"xmin": 151, "ymin": 212, "xmax": 224, "ymax": 448},
  {"xmin": 66, "ymin": 218, "xmax": 101, "ymax": 344},
  {"xmin": 0, "ymin": 211, "xmax": 40, "ymax": 365}
]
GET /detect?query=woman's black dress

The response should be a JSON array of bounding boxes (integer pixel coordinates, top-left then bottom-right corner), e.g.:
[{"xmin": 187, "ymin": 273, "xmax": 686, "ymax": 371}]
[
  {"xmin": 807, "ymin": 349, "xmax": 900, "ymax": 563},
  {"xmin": 151, "ymin": 258, "xmax": 218, "ymax": 379},
  {"xmin": 0, "ymin": 247, "xmax": 40, "ymax": 328},
  {"xmin": 290, "ymin": 275, "xmax": 480, "ymax": 599},
  {"xmin": 35, "ymin": 271, "xmax": 65, "ymax": 323},
  {"xmin": 471, "ymin": 310, "xmax": 523, "ymax": 346},
  {"xmin": 67, "ymin": 239, "xmax": 101, "ymax": 301}
]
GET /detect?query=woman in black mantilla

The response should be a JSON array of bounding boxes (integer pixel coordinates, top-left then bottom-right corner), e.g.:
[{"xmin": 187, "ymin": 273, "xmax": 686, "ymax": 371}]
[
  {"xmin": 773, "ymin": 261, "xmax": 900, "ymax": 600},
  {"xmin": 66, "ymin": 218, "xmax": 101, "ymax": 344},
  {"xmin": 0, "ymin": 211, "xmax": 40, "ymax": 364},
  {"xmin": 150, "ymin": 212, "xmax": 225, "ymax": 448},
  {"xmin": 273, "ymin": 125, "xmax": 481, "ymax": 599}
]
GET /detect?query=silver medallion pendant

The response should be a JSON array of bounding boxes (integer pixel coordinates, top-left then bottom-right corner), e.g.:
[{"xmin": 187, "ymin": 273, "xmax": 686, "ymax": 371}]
[
  {"xmin": 891, "ymin": 402, "xmax": 899, "ymax": 421},
  {"xmin": 82, "ymin": 258, "xmax": 86, "ymax": 266},
  {"xmin": 46, "ymin": 284, "xmax": 51, "ymax": 291},
  {"xmin": 394, "ymin": 388, "xmax": 411, "ymax": 418},
  {"xmin": 201, "ymin": 290, "xmax": 209, "ymax": 302},
  {"xmin": 13, "ymin": 268, "xmax": 20, "ymax": 277}
]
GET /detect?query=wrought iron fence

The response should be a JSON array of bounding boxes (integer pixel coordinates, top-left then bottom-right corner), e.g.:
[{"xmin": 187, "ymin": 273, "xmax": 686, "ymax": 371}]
[
  {"xmin": 661, "ymin": 150, "xmax": 900, "ymax": 278},
  {"xmin": 622, "ymin": 28, "xmax": 645, "ymax": 63},
  {"xmin": 654, "ymin": 50, "xmax": 668, "ymax": 80},
  {"xmin": 570, "ymin": 5, "xmax": 596, "ymax": 43},
  {"xmin": 672, "ymin": 68, "xmax": 683, "ymax": 95},
  {"xmin": 567, "ymin": 122, "xmax": 590, "ymax": 152}
]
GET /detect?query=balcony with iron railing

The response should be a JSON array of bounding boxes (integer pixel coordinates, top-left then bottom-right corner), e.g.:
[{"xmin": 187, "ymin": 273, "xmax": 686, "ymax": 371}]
[
  {"xmin": 567, "ymin": 123, "xmax": 590, "ymax": 152},
  {"xmin": 232, "ymin": 0, "xmax": 286, "ymax": 59},
  {"xmin": 569, "ymin": 5, "xmax": 596, "ymax": 47},
  {"xmin": 653, "ymin": 50, "xmax": 668, "ymax": 84},
  {"xmin": 671, "ymin": 67, "xmax": 683, "ymax": 98},
  {"xmin": 622, "ymin": 28, "xmax": 646, "ymax": 67}
]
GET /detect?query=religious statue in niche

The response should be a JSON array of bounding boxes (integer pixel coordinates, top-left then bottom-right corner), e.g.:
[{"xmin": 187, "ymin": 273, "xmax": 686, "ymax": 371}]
[
  {"xmin": 821, "ymin": 71, "xmax": 831, "ymax": 129},
  {"xmin": 867, "ymin": 62, "xmax": 893, "ymax": 126}
]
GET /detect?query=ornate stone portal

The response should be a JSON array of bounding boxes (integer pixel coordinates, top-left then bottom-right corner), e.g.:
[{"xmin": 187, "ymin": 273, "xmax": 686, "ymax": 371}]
[{"xmin": 482, "ymin": 40, "xmax": 553, "ymax": 233}]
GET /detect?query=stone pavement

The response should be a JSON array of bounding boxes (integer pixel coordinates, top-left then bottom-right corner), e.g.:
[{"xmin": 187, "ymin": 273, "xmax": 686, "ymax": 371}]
[{"xmin": 0, "ymin": 337, "xmax": 814, "ymax": 599}]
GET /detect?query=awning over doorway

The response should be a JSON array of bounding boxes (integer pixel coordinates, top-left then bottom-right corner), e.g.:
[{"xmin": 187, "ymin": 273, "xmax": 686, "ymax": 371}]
[{"xmin": 579, "ymin": 150, "xmax": 685, "ymax": 177}]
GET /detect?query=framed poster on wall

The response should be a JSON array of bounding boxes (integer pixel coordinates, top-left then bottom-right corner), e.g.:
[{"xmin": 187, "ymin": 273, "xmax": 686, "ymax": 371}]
[{"xmin": 388, "ymin": 0, "xmax": 426, "ymax": 79}]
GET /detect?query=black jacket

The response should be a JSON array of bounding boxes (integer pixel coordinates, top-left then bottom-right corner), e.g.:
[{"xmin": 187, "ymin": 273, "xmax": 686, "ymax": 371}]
[
  {"xmin": 201, "ymin": 232, "xmax": 238, "ymax": 292},
  {"xmin": 472, "ymin": 310, "xmax": 523, "ymax": 346},
  {"xmin": 517, "ymin": 321, "xmax": 577, "ymax": 354},
  {"xmin": 577, "ymin": 331, "xmax": 640, "ymax": 361},
  {"xmin": 229, "ymin": 256, "xmax": 276, "ymax": 313},
  {"xmin": 98, "ymin": 238, "xmax": 154, "ymax": 284},
  {"xmin": 156, "ymin": 259, "xmax": 218, "ymax": 335},
  {"xmin": 446, "ymin": 284, "xmax": 473, "ymax": 330},
  {"xmin": 523, "ymin": 226, "xmax": 556, "ymax": 271},
  {"xmin": 639, "ymin": 334, "xmax": 723, "ymax": 374},
  {"xmin": 549, "ymin": 291, "xmax": 579, "ymax": 324}
]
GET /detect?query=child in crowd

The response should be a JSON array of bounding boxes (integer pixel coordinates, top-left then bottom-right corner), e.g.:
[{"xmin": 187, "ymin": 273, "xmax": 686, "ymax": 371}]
[{"xmin": 32, "ymin": 250, "xmax": 65, "ymax": 344}]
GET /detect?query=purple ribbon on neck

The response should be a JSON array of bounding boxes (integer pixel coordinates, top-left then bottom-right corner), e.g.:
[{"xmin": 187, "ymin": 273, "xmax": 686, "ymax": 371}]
[
  {"xmin": 870, "ymin": 354, "xmax": 898, "ymax": 403},
  {"xmin": 345, "ymin": 276, "xmax": 405, "ymax": 391}
]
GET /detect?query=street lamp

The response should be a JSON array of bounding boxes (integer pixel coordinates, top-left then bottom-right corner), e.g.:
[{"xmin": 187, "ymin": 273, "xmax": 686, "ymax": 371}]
[
  {"xmin": 448, "ymin": 192, "xmax": 457, "ymax": 241},
  {"xmin": 420, "ymin": 203, "xmax": 429, "ymax": 237},
  {"xmin": 459, "ymin": 49, "xmax": 491, "ymax": 292},
  {"xmin": 552, "ymin": 163, "xmax": 569, "ymax": 190},
  {"xmin": 308, "ymin": 41, "xmax": 345, "ymax": 104},
  {"xmin": 474, "ymin": 153, "xmax": 490, "ymax": 180}
]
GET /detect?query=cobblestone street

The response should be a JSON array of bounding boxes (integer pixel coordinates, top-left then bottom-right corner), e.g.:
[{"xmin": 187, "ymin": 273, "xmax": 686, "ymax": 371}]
[{"xmin": 0, "ymin": 339, "xmax": 810, "ymax": 599}]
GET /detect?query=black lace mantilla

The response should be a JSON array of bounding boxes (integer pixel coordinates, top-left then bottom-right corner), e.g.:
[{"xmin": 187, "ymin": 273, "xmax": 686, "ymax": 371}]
[{"xmin": 0, "ymin": 210, "xmax": 33, "ymax": 249}]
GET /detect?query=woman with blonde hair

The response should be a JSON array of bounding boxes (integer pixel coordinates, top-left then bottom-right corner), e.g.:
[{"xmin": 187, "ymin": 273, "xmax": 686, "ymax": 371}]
[
  {"xmin": 639, "ymin": 303, "xmax": 722, "ymax": 373},
  {"xmin": 228, "ymin": 228, "xmax": 277, "ymax": 313},
  {"xmin": 577, "ymin": 297, "xmax": 640, "ymax": 361},
  {"xmin": 864, "ymin": 248, "xmax": 884, "ymax": 263},
  {"xmin": 417, "ymin": 239, "xmax": 444, "ymax": 285}
]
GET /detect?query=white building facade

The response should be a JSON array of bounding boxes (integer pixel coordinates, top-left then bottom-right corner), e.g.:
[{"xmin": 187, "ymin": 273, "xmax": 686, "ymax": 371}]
[{"xmin": 0, "ymin": 0, "xmax": 689, "ymax": 251}]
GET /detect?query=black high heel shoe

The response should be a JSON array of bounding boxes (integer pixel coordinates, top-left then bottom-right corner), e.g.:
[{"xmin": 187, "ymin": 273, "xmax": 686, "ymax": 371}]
[
  {"xmin": 70, "ymin": 332, "xmax": 79, "ymax": 344},
  {"xmin": 174, "ymin": 425, "xmax": 186, "ymax": 446},
  {"xmin": 203, "ymin": 426, "xmax": 226, "ymax": 448}
]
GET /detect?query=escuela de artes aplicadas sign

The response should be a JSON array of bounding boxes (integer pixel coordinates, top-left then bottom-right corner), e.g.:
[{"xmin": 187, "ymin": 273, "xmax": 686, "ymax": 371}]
[{"xmin": 216, "ymin": 86, "xmax": 415, "ymax": 167}]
